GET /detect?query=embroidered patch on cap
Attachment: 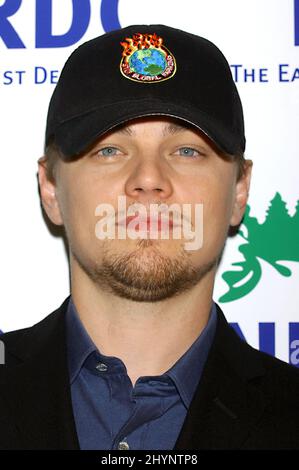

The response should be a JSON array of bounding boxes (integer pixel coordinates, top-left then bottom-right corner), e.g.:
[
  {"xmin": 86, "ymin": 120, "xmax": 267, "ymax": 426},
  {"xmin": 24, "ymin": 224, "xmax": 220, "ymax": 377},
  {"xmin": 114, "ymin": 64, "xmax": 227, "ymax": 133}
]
[{"xmin": 120, "ymin": 33, "xmax": 176, "ymax": 83}]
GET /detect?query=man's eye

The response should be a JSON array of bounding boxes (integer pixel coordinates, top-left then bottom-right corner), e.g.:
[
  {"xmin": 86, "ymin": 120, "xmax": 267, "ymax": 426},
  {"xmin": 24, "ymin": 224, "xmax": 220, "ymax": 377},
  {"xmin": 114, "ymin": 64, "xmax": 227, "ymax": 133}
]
[
  {"xmin": 177, "ymin": 147, "xmax": 201, "ymax": 158},
  {"xmin": 97, "ymin": 147, "xmax": 120, "ymax": 157}
]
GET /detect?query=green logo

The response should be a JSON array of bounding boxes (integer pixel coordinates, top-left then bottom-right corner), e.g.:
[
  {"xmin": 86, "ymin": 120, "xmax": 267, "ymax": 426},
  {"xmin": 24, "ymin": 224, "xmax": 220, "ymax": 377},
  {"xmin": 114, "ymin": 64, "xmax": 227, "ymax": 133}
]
[{"xmin": 219, "ymin": 192, "xmax": 299, "ymax": 302}]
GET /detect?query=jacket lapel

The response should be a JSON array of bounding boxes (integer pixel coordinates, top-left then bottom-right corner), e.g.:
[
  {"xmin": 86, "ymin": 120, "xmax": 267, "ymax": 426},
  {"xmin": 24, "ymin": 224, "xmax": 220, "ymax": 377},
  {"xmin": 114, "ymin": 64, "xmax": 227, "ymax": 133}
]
[
  {"xmin": 1, "ymin": 296, "xmax": 80, "ymax": 449},
  {"xmin": 174, "ymin": 304, "xmax": 267, "ymax": 449}
]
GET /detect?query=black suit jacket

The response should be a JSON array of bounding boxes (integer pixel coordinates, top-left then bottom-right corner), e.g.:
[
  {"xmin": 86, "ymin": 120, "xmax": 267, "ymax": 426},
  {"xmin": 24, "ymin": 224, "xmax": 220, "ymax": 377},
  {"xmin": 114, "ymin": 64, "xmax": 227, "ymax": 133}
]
[{"xmin": 0, "ymin": 296, "xmax": 299, "ymax": 450}]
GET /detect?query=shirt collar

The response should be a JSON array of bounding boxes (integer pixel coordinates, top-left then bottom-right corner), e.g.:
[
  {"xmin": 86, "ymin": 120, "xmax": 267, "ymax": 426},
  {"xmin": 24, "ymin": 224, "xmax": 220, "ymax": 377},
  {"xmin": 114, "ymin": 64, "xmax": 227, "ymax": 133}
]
[
  {"xmin": 165, "ymin": 301, "xmax": 217, "ymax": 407},
  {"xmin": 66, "ymin": 296, "xmax": 217, "ymax": 407},
  {"xmin": 66, "ymin": 297, "xmax": 97, "ymax": 384}
]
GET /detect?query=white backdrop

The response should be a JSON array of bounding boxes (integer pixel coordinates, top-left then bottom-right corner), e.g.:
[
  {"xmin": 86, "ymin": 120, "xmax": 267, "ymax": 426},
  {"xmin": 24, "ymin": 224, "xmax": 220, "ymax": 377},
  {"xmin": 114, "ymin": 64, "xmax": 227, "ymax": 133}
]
[{"xmin": 0, "ymin": 0, "xmax": 298, "ymax": 367}]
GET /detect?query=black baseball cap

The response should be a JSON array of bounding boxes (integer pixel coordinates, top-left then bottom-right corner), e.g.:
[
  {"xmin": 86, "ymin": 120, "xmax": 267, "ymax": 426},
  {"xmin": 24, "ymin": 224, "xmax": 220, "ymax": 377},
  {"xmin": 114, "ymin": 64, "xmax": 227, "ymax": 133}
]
[{"xmin": 45, "ymin": 24, "xmax": 246, "ymax": 157}]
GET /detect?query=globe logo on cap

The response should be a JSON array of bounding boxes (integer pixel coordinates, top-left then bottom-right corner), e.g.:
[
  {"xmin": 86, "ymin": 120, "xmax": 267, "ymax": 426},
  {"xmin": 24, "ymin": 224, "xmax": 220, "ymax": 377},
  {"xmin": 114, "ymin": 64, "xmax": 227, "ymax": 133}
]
[{"xmin": 120, "ymin": 33, "xmax": 176, "ymax": 83}]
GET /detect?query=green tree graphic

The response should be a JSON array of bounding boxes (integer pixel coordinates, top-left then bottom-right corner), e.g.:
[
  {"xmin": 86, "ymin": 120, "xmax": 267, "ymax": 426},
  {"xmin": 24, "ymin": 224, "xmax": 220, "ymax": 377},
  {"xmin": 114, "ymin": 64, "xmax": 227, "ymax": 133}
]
[{"xmin": 219, "ymin": 192, "xmax": 299, "ymax": 302}]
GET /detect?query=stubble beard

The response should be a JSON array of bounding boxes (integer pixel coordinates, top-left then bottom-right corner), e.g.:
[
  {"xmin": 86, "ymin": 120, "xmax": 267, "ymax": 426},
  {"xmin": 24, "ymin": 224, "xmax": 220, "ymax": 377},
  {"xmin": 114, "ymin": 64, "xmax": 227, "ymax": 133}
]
[{"xmin": 72, "ymin": 236, "xmax": 218, "ymax": 303}]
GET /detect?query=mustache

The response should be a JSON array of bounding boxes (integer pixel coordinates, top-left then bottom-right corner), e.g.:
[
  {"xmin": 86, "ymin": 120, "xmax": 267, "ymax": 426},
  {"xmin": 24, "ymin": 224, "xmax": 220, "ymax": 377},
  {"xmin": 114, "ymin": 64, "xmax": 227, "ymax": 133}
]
[{"xmin": 116, "ymin": 202, "xmax": 192, "ymax": 225}]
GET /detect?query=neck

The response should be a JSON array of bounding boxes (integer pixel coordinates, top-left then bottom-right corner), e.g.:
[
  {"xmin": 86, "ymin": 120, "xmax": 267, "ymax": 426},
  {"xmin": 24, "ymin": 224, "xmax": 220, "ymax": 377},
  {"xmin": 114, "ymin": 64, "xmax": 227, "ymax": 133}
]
[{"xmin": 70, "ymin": 259, "xmax": 216, "ymax": 387}]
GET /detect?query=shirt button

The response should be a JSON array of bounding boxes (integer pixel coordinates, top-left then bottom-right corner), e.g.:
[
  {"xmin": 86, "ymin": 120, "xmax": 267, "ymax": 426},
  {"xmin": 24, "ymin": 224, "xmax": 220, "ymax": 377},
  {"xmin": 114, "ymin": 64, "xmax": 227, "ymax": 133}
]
[
  {"xmin": 118, "ymin": 441, "xmax": 130, "ymax": 450},
  {"xmin": 96, "ymin": 362, "xmax": 108, "ymax": 372}
]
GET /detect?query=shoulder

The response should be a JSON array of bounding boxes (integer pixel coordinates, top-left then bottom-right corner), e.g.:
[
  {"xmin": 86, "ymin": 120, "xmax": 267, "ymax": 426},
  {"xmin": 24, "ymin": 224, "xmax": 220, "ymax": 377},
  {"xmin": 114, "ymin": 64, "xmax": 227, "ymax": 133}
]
[
  {"xmin": 245, "ymin": 340, "xmax": 299, "ymax": 389},
  {"xmin": 214, "ymin": 302, "xmax": 299, "ymax": 394},
  {"xmin": 0, "ymin": 296, "xmax": 71, "ymax": 368}
]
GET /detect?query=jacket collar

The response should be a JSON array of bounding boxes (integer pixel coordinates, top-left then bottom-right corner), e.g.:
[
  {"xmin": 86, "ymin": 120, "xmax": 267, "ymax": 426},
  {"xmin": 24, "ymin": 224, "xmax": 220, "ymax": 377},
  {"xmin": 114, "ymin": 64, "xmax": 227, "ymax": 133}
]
[{"xmin": 1, "ymin": 297, "xmax": 267, "ymax": 450}]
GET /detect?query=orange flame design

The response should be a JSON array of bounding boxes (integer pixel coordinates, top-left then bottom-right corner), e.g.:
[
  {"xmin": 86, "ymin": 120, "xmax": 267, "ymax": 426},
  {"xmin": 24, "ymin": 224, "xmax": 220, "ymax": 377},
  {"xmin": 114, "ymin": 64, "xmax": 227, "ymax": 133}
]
[{"xmin": 120, "ymin": 33, "xmax": 164, "ymax": 58}]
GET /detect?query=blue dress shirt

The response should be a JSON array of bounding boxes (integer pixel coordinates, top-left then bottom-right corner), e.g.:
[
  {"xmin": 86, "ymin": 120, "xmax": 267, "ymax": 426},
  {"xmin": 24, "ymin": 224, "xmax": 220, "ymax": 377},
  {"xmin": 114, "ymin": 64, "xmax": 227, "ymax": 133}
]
[{"xmin": 66, "ymin": 296, "xmax": 217, "ymax": 450}]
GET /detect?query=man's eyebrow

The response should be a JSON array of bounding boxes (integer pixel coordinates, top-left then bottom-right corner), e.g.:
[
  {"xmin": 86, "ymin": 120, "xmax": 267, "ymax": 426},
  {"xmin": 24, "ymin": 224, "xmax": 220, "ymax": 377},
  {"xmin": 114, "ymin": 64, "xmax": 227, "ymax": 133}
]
[
  {"xmin": 162, "ymin": 122, "xmax": 192, "ymax": 136},
  {"xmin": 114, "ymin": 121, "xmax": 193, "ymax": 137},
  {"xmin": 116, "ymin": 125, "xmax": 134, "ymax": 136}
]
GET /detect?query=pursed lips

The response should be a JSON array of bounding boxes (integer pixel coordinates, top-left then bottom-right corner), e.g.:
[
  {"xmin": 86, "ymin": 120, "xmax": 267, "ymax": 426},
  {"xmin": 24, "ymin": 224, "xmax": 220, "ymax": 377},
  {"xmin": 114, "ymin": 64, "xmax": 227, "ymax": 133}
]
[{"xmin": 117, "ymin": 215, "xmax": 178, "ymax": 230}]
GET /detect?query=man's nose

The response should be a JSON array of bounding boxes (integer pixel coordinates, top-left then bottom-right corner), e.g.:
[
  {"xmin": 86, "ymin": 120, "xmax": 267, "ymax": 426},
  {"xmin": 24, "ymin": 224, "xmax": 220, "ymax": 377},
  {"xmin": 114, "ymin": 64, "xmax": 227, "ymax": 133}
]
[{"xmin": 124, "ymin": 158, "xmax": 173, "ymax": 204}]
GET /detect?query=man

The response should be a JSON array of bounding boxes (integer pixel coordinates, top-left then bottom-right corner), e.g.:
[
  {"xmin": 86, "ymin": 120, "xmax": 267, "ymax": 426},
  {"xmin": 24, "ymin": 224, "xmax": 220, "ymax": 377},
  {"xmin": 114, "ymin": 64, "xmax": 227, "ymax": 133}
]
[{"xmin": 0, "ymin": 24, "xmax": 299, "ymax": 450}]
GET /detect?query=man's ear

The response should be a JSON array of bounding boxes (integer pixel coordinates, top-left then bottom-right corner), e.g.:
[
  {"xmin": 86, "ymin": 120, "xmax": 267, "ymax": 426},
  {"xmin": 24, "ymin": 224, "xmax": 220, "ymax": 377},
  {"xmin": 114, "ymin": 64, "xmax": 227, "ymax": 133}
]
[
  {"xmin": 37, "ymin": 156, "xmax": 64, "ymax": 226},
  {"xmin": 230, "ymin": 159, "xmax": 253, "ymax": 226}
]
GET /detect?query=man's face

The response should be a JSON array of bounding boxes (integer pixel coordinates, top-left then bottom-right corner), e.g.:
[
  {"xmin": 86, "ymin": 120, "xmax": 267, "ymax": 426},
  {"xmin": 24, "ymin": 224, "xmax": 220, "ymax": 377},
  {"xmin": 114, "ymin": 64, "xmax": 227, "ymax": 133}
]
[{"xmin": 39, "ymin": 117, "xmax": 252, "ymax": 302}]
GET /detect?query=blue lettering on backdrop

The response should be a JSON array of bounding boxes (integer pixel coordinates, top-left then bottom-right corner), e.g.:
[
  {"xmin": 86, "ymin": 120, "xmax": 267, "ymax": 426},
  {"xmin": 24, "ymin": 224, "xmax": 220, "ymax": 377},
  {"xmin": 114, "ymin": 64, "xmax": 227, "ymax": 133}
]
[
  {"xmin": 101, "ymin": 0, "xmax": 120, "ymax": 32},
  {"xmin": 3, "ymin": 69, "xmax": 25, "ymax": 84},
  {"xmin": 3, "ymin": 70, "xmax": 13, "ymax": 84},
  {"xmin": 259, "ymin": 323, "xmax": 275, "ymax": 357},
  {"xmin": 290, "ymin": 324, "xmax": 299, "ymax": 366},
  {"xmin": 230, "ymin": 65, "xmax": 269, "ymax": 83},
  {"xmin": 0, "ymin": 0, "xmax": 25, "ymax": 48},
  {"xmin": 279, "ymin": 64, "xmax": 299, "ymax": 81},
  {"xmin": 0, "ymin": 0, "xmax": 120, "ymax": 48},
  {"xmin": 295, "ymin": 0, "xmax": 299, "ymax": 45},
  {"xmin": 34, "ymin": 66, "xmax": 59, "ymax": 84},
  {"xmin": 35, "ymin": 0, "xmax": 91, "ymax": 48}
]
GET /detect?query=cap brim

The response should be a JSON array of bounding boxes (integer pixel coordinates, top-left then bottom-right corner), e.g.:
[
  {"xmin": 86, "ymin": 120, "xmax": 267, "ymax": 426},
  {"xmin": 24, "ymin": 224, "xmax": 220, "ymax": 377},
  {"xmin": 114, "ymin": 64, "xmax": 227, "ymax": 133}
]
[{"xmin": 52, "ymin": 99, "xmax": 241, "ymax": 157}]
